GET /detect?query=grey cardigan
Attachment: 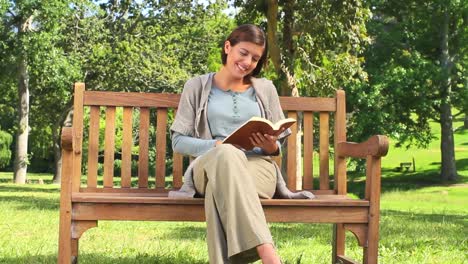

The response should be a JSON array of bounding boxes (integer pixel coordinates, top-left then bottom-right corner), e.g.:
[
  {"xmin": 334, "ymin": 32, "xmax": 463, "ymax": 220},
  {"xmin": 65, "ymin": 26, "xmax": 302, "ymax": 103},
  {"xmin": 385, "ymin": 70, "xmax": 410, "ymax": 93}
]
[{"xmin": 168, "ymin": 73, "xmax": 314, "ymax": 199}]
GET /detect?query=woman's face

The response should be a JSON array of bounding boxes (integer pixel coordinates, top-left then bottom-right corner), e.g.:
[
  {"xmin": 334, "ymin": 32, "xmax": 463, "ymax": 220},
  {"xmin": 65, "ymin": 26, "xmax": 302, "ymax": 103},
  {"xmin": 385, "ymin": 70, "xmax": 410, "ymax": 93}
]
[{"xmin": 224, "ymin": 41, "xmax": 264, "ymax": 79}]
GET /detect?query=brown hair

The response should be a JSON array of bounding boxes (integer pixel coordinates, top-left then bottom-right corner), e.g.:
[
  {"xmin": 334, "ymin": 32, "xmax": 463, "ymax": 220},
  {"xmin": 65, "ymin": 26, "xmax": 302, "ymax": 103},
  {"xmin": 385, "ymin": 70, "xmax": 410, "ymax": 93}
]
[{"xmin": 221, "ymin": 24, "xmax": 268, "ymax": 77}]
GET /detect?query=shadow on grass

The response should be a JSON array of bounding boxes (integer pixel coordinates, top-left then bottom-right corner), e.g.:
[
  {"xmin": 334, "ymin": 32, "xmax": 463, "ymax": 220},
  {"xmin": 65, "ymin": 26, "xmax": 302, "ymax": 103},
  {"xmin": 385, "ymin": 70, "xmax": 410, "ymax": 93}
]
[
  {"xmin": 454, "ymin": 127, "xmax": 466, "ymax": 134},
  {"xmin": 0, "ymin": 185, "xmax": 59, "ymax": 193},
  {"xmin": 0, "ymin": 253, "xmax": 208, "ymax": 264},
  {"xmin": 382, "ymin": 209, "xmax": 466, "ymax": 226},
  {"xmin": 0, "ymin": 178, "xmax": 56, "ymax": 184},
  {"xmin": 158, "ymin": 225, "xmax": 206, "ymax": 240},
  {"xmin": 347, "ymin": 165, "xmax": 468, "ymax": 198},
  {"xmin": 0, "ymin": 195, "xmax": 59, "ymax": 210},
  {"xmin": 270, "ymin": 223, "xmax": 333, "ymax": 244},
  {"xmin": 455, "ymin": 158, "xmax": 468, "ymax": 170}
]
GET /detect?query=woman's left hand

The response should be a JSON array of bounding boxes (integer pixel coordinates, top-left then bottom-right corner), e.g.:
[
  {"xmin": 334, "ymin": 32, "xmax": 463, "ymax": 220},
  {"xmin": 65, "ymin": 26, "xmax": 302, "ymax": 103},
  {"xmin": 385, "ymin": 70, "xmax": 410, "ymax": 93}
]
[{"xmin": 250, "ymin": 132, "xmax": 278, "ymax": 155}]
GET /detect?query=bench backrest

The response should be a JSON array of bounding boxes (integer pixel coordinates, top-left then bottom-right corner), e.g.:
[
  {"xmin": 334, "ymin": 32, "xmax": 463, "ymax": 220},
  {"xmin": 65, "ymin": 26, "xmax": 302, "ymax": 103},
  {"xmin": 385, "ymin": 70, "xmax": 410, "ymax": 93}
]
[{"xmin": 70, "ymin": 83, "xmax": 347, "ymax": 195}]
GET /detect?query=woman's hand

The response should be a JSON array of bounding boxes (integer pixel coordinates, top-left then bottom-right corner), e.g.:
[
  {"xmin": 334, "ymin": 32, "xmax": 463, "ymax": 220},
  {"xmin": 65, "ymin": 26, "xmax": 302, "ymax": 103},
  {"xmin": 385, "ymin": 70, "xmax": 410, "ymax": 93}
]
[{"xmin": 250, "ymin": 132, "xmax": 278, "ymax": 155}]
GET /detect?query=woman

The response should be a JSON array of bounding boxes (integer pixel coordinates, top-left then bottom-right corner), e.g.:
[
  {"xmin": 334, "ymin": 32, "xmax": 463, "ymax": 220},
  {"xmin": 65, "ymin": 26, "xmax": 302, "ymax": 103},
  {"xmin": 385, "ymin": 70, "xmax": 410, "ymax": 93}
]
[{"xmin": 169, "ymin": 24, "xmax": 313, "ymax": 264}]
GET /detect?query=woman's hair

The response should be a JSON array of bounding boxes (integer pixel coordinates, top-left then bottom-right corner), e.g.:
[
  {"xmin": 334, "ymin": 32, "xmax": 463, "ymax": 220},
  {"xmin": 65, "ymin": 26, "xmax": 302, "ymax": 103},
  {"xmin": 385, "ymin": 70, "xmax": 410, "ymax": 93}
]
[{"xmin": 221, "ymin": 24, "xmax": 268, "ymax": 77}]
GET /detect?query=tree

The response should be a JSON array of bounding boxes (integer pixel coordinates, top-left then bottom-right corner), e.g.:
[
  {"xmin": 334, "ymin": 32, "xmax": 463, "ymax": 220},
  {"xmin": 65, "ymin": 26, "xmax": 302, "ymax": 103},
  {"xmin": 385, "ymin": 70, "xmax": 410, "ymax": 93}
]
[
  {"xmin": 2, "ymin": 0, "xmax": 36, "ymax": 183},
  {"xmin": 1, "ymin": 0, "xmax": 233, "ymax": 183},
  {"xmin": 362, "ymin": 0, "xmax": 467, "ymax": 180},
  {"xmin": 1, "ymin": 0, "xmax": 88, "ymax": 183},
  {"xmin": 233, "ymin": 0, "xmax": 370, "ymax": 189},
  {"xmin": 234, "ymin": 0, "xmax": 370, "ymax": 97}
]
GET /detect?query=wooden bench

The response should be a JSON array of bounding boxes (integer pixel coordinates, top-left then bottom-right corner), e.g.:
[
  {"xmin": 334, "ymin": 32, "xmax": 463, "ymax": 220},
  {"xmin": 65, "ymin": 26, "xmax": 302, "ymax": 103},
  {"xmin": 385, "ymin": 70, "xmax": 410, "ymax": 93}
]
[
  {"xmin": 58, "ymin": 83, "xmax": 389, "ymax": 264},
  {"xmin": 399, "ymin": 162, "xmax": 412, "ymax": 172}
]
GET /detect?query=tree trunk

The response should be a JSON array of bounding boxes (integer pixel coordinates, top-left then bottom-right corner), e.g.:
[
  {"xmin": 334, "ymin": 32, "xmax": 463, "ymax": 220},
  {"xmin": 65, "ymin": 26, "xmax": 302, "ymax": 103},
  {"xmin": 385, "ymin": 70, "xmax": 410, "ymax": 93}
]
[
  {"xmin": 265, "ymin": 0, "xmax": 289, "ymax": 95},
  {"xmin": 282, "ymin": 0, "xmax": 303, "ymax": 188},
  {"xmin": 265, "ymin": 0, "xmax": 280, "ymax": 73},
  {"xmin": 14, "ymin": 55, "xmax": 29, "ymax": 184},
  {"xmin": 439, "ymin": 6, "xmax": 457, "ymax": 181},
  {"xmin": 52, "ymin": 106, "xmax": 73, "ymax": 183},
  {"xmin": 464, "ymin": 114, "xmax": 468, "ymax": 129},
  {"xmin": 52, "ymin": 122, "xmax": 63, "ymax": 184},
  {"xmin": 13, "ymin": 19, "xmax": 30, "ymax": 184},
  {"xmin": 440, "ymin": 104, "xmax": 457, "ymax": 181}
]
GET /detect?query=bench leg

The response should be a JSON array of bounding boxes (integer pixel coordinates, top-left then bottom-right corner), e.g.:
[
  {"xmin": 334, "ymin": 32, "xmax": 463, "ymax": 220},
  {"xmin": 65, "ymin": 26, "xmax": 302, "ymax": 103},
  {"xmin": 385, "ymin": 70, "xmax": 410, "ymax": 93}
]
[
  {"xmin": 71, "ymin": 220, "xmax": 98, "ymax": 264},
  {"xmin": 58, "ymin": 206, "xmax": 72, "ymax": 263},
  {"xmin": 71, "ymin": 239, "xmax": 79, "ymax": 264},
  {"xmin": 363, "ymin": 220, "xmax": 379, "ymax": 264},
  {"xmin": 332, "ymin": 223, "xmax": 346, "ymax": 264},
  {"xmin": 58, "ymin": 222, "xmax": 79, "ymax": 264}
]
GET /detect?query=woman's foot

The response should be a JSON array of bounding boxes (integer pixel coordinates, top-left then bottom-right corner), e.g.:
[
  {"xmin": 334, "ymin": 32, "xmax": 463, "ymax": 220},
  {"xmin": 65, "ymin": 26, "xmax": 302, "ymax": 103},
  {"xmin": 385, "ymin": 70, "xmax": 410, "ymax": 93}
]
[{"xmin": 257, "ymin": 243, "xmax": 281, "ymax": 264}]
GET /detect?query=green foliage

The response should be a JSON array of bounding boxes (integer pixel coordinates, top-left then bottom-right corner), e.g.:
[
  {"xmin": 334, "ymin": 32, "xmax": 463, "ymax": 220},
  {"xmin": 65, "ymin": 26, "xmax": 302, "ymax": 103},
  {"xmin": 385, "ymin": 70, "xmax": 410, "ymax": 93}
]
[
  {"xmin": 0, "ymin": 128, "xmax": 12, "ymax": 168},
  {"xmin": 0, "ymin": 0, "xmax": 234, "ymax": 173},
  {"xmin": 294, "ymin": 0, "xmax": 371, "ymax": 96},
  {"xmin": 234, "ymin": 0, "xmax": 371, "ymax": 96},
  {"xmin": 349, "ymin": 0, "xmax": 468, "ymax": 148},
  {"xmin": 76, "ymin": 0, "xmax": 232, "ymax": 93}
]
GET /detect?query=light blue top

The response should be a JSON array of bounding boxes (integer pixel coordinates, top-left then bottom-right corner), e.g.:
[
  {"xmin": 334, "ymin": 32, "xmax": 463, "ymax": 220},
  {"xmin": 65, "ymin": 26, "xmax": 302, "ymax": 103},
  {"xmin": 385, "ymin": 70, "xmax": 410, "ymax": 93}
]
[
  {"xmin": 207, "ymin": 85, "xmax": 261, "ymax": 139},
  {"xmin": 172, "ymin": 82, "xmax": 275, "ymax": 157}
]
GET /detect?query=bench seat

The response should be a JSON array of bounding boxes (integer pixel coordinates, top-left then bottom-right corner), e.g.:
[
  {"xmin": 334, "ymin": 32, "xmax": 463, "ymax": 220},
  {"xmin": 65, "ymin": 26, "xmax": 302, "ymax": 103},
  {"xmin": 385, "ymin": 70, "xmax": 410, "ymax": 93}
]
[
  {"xmin": 72, "ymin": 192, "xmax": 369, "ymax": 206},
  {"xmin": 71, "ymin": 193, "xmax": 370, "ymax": 223}
]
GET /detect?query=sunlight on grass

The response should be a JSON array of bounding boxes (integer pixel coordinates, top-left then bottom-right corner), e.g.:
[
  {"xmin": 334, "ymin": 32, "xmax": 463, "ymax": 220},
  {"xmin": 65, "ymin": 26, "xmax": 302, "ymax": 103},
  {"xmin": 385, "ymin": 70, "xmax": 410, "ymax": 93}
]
[{"xmin": 1, "ymin": 171, "xmax": 467, "ymax": 263}]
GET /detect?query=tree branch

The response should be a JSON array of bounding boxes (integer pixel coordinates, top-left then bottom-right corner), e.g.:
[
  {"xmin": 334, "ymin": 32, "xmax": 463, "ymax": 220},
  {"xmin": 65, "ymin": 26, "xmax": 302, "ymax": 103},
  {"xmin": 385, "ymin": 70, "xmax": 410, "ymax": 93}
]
[
  {"xmin": 453, "ymin": 111, "xmax": 464, "ymax": 118},
  {"xmin": 7, "ymin": 7, "xmax": 16, "ymax": 19}
]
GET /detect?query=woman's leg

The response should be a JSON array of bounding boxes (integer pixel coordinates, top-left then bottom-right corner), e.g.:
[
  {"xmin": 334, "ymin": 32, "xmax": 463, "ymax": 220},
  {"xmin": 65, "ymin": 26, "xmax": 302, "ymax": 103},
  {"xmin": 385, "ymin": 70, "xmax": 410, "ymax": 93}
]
[{"xmin": 194, "ymin": 145, "xmax": 277, "ymax": 263}]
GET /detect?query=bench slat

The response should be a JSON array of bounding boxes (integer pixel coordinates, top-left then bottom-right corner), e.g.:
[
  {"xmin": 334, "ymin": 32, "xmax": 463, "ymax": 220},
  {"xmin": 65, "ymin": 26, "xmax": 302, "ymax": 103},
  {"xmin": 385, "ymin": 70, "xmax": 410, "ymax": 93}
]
[
  {"xmin": 121, "ymin": 107, "xmax": 133, "ymax": 188},
  {"xmin": 334, "ymin": 90, "xmax": 347, "ymax": 195},
  {"xmin": 303, "ymin": 111, "xmax": 314, "ymax": 189},
  {"xmin": 319, "ymin": 112, "xmax": 330, "ymax": 190},
  {"xmin": 155, "ymin": 108, "xmax": 167, "ymax": 189},
  {"xmin": 87, "ymin": 106, "xmax": 100, "ymax": 188},
  {"xmin": 83, "ymin": 92, "xmax": 337, "ymax": 111},
  {"xmin": 138, "ymin": 108, "xmax": 150, "ymax": 188},
  {"xmin": 71, "ymin": 193, "xmax": 368, "ymax": 206},
  {"xmin": 279, "ymin": 97, "xmax": 336, "ymax": 111},
  {"xmin": 172, "ymin": 153, "xmax": 183, "ymax": 188},
  {"xmin": 287, "ymin": 111, "xmax": 298, "ymax": 191},
  {"xmin": 72, "ymin": 83, "xmax": 85, "ymax": 192},
  {"xmin": 84, "ymin": 91, "xmax": 180, "ymax": 107},
  {"xmin": 104, "ymin": 107, "xmax": 116, "ymax": 188},
  {"xmin": 172, "ymin": 110, "xmax": 183, "ymax": 188}
]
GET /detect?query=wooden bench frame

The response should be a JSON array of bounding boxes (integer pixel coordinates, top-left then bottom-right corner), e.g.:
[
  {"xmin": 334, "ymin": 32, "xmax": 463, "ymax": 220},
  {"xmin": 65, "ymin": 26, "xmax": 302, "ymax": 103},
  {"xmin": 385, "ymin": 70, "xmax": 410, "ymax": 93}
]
[{"xmin": 58, "ymin": 83, "xmax": 389, "ymax": 264}]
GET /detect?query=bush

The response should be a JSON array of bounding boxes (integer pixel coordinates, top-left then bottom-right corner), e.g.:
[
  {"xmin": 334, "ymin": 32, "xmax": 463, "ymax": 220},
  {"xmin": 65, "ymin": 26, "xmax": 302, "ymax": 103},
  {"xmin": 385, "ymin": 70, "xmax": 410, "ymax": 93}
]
[{"xmin": 0, "ymin": 130, "xmax": 12, "ymax": 169}]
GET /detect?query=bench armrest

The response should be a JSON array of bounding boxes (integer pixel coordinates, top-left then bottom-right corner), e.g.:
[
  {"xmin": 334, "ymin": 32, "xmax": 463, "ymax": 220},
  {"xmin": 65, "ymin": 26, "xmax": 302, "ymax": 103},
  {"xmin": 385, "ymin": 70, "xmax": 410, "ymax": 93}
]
[
  {"xmin": 336, "ymin": 135, "xmax": 389, "ymax": 159},
  {"xmin": 61, "ymin": 127, "xmax": 74, "ymax": 151}
]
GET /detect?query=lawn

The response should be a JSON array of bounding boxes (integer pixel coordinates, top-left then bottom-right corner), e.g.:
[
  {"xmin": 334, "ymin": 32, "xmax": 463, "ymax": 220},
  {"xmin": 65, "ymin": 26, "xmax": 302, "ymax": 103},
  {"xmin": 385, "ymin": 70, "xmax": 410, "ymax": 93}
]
[{"xmin": 0, "ymin": 121, "xmax": 467, "ymax": 263}]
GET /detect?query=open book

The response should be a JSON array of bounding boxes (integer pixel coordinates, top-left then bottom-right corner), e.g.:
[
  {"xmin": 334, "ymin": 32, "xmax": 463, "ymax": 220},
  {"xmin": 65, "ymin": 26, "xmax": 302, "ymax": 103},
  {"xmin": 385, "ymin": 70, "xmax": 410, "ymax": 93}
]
[{"xmin": 222, "ymin": 116, "xmax": 296, "ymax": 150}]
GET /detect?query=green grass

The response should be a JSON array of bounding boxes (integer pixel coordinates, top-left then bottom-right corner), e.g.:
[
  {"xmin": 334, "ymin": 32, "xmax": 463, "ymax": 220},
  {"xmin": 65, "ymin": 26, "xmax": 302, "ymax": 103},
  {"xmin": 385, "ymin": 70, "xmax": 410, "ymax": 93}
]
[
  {"xmin": 0, "ymin": 172, "xmax": 467, "ymax": 263},
  {"xmin": 380, "ymin": 119, "xmax": 468, "ymax": 183},
  {"xmin": 0, "ymin": 121, "xmax": 467, "ymax": 263}
]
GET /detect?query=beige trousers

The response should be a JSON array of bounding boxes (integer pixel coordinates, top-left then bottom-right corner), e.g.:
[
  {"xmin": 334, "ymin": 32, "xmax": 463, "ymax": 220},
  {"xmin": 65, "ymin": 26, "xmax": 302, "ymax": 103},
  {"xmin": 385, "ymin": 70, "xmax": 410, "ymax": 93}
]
[{"xmin": 193, "ymin": 144, "xmax": 277, "ymax": 264}]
